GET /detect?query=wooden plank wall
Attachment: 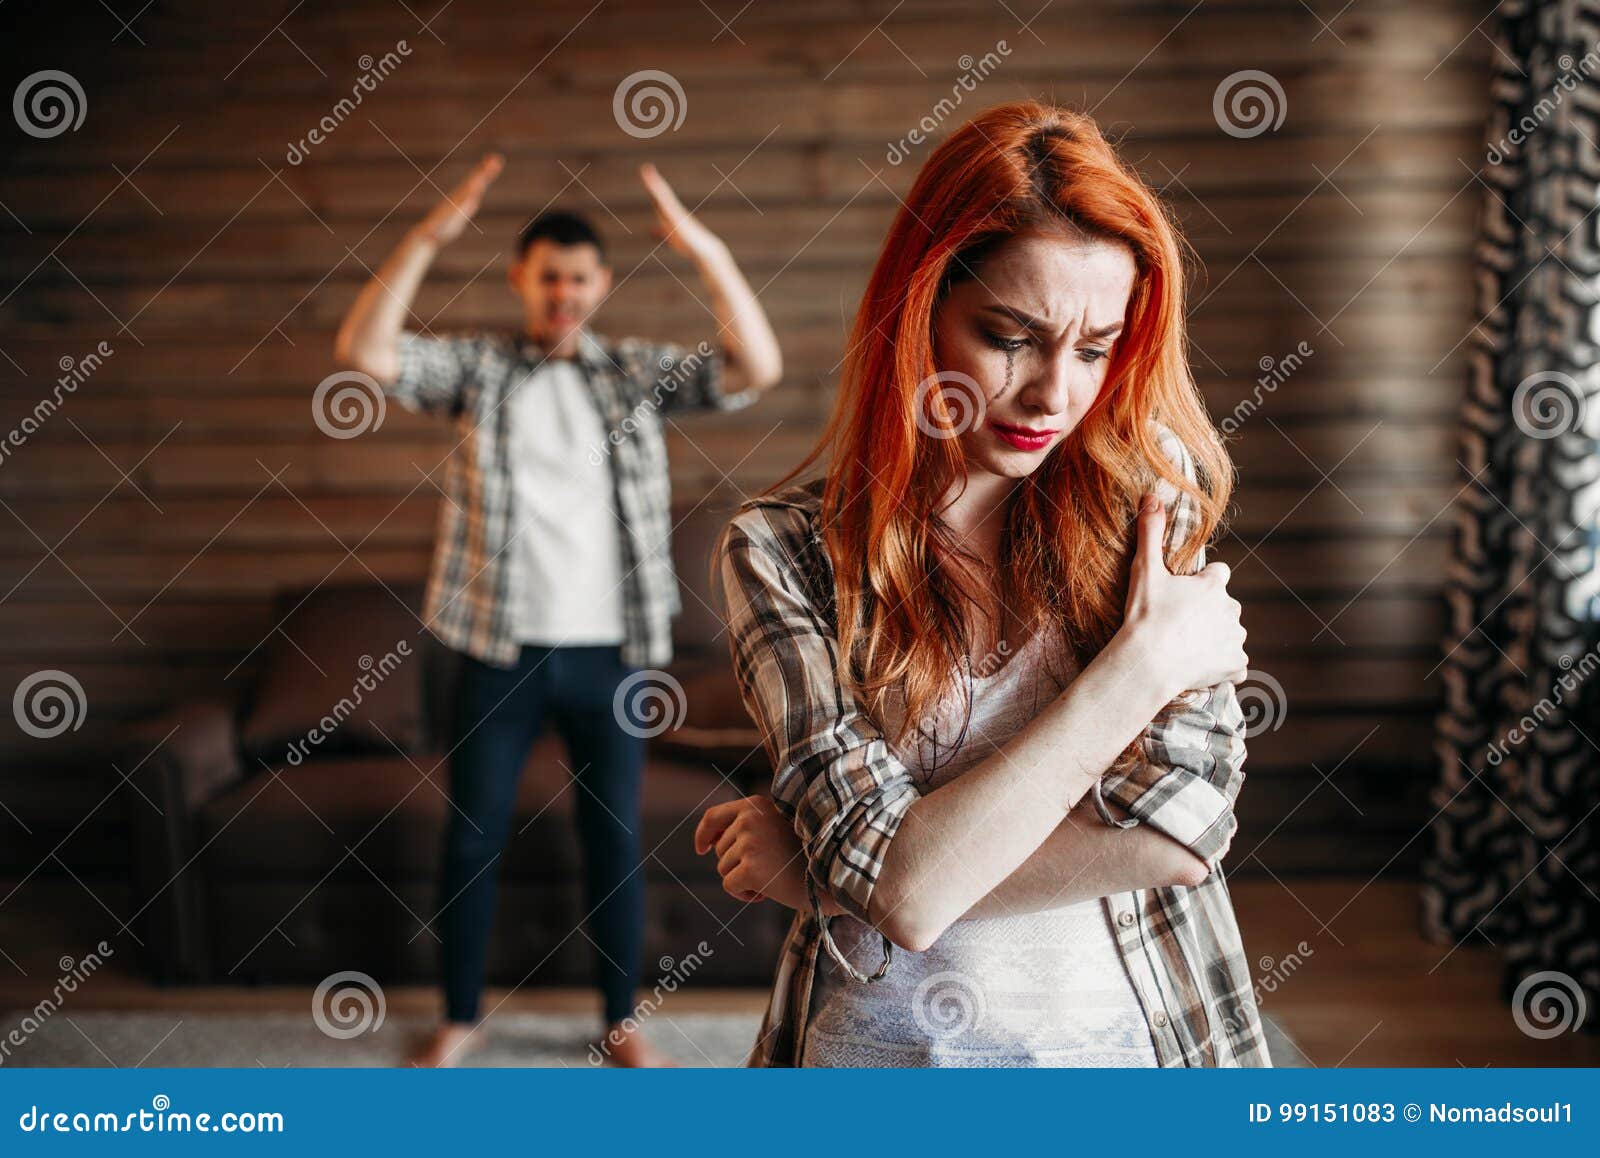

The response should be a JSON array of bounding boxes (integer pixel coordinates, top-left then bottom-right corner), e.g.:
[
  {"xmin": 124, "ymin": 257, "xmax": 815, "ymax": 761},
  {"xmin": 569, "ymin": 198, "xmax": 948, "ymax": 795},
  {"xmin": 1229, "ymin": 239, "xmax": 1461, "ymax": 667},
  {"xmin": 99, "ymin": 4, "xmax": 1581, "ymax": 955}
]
[{"xmin": 0, "ymin": 0, "xmax": 1489, "ymax": 875}]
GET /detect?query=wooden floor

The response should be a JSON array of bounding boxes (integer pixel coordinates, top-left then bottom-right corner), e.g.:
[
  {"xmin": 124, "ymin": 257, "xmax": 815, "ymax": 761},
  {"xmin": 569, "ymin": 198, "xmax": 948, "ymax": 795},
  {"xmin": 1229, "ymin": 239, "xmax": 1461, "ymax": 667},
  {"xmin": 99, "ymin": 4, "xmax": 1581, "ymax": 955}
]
[{"xmin": 1, "ymin": 878, "xmax": 1594, "ymax": 1067}]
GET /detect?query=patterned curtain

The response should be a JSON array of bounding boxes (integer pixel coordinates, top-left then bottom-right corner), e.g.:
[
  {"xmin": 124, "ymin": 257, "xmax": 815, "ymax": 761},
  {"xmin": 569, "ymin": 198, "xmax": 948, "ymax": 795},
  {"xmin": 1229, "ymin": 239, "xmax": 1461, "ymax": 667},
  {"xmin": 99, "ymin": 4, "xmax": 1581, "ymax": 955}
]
[{"xmin": 1426, "ymin": 0, "xmax": 1599, "ymax": 1036}]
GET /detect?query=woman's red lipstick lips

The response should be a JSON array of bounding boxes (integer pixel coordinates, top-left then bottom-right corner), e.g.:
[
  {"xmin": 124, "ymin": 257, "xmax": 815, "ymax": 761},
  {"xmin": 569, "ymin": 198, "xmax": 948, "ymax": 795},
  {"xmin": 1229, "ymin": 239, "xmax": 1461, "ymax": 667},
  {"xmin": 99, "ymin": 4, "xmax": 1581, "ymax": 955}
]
[{"xmin": 990, "ymin": 421, "xmax": 1058, "ymax": 451}]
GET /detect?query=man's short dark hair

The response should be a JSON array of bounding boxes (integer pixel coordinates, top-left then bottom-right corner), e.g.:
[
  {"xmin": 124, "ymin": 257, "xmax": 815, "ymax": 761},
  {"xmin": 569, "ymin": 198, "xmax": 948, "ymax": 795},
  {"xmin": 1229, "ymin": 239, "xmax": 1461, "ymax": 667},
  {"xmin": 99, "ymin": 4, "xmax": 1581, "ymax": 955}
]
[{"xmin": 517, "ymin": 210, "xmax": 606, "ymax": 261}]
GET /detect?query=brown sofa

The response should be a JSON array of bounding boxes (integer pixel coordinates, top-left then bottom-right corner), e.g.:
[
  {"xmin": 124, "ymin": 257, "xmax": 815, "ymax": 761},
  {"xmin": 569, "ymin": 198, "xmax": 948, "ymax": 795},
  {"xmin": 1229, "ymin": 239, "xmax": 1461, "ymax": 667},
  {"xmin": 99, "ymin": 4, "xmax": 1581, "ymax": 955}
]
[{"xmin": 120, "ymin": 489, "xmax": 793, "ymax": 988}]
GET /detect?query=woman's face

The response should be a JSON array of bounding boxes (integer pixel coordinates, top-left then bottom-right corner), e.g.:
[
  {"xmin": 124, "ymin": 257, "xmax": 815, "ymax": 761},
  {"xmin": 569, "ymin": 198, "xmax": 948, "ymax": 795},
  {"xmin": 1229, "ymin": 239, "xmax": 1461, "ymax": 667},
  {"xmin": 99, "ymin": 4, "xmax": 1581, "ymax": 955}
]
[{"xmin": 930, "ymin": 230, "xmax": 1136, "ymax": 479}]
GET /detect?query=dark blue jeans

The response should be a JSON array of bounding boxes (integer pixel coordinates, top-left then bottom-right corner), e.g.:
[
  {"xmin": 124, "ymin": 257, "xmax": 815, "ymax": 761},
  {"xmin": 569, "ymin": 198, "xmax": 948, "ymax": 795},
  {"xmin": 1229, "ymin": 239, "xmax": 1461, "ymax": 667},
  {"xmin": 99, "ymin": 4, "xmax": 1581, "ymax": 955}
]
[{"xmin": 438, "ymin": 643, "xmax": 646, "ymax": 1026}]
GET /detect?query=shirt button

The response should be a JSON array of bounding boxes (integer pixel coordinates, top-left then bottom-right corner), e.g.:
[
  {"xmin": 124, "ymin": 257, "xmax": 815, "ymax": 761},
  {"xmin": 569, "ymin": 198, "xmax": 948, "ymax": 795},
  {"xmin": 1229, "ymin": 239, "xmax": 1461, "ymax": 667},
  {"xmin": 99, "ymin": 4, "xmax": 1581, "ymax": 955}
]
[
  {"xmin": 1117, "ymin": 910, "xmax": 1135, "ymax": 927},
  {"xmin": 1152, "ymin": 1010, "xmax": 1169, "ymax": 1028}
]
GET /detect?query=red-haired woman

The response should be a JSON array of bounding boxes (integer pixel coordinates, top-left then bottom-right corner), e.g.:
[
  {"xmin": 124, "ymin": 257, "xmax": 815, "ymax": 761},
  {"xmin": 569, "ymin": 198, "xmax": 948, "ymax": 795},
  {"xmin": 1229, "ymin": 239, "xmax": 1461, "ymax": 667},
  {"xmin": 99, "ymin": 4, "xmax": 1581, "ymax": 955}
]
[{"xmin": 693, "ymin": 100, "xmax": 1266, "ymax": 1068}]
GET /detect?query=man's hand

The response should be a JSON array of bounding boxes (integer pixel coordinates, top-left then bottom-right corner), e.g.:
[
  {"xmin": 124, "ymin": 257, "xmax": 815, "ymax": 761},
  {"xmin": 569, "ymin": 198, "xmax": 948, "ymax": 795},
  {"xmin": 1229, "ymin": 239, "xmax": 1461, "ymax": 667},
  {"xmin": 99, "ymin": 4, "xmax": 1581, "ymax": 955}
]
[
  {"xmin": 414, "ymin": 152, "xmax": 505, "ymax": 247},
  {"xmin": 640, "ymin": 162, "xmax": 722, "ymax": 260},
  {"xmin": 694, "ymin": 794, "xmax": 805, "ymax": 906}
]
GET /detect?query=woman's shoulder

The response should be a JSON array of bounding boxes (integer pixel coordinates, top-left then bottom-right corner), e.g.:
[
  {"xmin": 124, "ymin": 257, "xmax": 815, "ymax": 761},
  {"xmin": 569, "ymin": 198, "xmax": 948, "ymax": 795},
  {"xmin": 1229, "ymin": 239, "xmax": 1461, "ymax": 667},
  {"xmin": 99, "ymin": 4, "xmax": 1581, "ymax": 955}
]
[
  {"xmin": 723, "ymin": 478, "xmax": 828, "ymax": 554},
  {"xmin": 717, "ymin": 477, "xmax": 837, "ymax": 611}
]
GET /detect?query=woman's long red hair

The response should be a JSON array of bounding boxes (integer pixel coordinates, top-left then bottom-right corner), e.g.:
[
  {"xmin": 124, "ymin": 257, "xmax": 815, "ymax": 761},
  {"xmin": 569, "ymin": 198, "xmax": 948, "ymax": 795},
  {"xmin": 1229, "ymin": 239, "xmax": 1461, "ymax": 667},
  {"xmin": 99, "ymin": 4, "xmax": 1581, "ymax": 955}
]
[{"xmin": 763, "ymin": 99, "xmax": 1233, "ymax": 778}]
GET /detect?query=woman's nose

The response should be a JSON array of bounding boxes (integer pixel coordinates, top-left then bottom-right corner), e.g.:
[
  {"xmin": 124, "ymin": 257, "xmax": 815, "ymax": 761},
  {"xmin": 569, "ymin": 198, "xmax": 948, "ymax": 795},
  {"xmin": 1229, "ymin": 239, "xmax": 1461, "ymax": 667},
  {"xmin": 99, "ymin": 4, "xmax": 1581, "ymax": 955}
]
[{"xmin": 1018, "ymin": 351, "xmax": 1076, "ymax": 415}]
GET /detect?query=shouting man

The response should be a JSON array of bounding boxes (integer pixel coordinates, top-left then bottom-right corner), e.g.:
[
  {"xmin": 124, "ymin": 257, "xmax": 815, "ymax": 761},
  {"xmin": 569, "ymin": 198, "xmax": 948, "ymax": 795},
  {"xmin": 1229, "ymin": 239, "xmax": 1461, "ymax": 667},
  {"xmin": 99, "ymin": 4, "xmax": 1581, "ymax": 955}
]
[{"xmin": 333, "ymin": 153, "xmax": 782, "ymax": 1067}]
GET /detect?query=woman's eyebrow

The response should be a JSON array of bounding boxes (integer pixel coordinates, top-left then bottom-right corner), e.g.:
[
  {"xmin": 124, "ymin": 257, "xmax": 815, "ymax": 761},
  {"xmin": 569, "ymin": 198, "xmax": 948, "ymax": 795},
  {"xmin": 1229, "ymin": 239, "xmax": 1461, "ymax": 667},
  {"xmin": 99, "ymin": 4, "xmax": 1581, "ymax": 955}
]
[{"xmin": 979, "ymin": 303, "xmax": 1124, "ymax": 340}]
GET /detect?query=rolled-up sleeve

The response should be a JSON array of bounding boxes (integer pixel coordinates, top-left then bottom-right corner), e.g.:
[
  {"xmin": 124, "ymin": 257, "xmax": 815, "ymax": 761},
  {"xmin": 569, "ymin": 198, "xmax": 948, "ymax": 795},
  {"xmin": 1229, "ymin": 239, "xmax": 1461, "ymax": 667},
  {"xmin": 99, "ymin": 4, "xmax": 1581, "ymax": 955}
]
[
  {"xmin": 713, "ymin": 509, "xmax": 920, "ymax": 979},
  {"xmin": 1090, "ymin": 421, "xmax": 1247, "ymax": 875},
  {"xmin": 629, "ymin": 336, "xmax": 755, "ymax": 415},
  {"xmin": 389, "ymin": 331, "xmax": 477, "ymax": 416}
]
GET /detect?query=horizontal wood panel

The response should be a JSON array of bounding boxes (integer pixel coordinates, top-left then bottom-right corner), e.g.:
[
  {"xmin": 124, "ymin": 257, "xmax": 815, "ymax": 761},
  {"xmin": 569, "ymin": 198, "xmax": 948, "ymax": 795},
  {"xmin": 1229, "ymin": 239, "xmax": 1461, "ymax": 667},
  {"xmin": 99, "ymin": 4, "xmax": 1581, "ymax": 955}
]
[
  {"xmin": 1, "ymin": 130, "xmax": 1487, "ymax": 227},
  {"xmin": 0, "ymin": 480, "xmax": 1469, "ymax": 550},
  {"xmin": 3, "ymin": 252, "xmax": 1476, "ymax": 333},
  {"xmin": 20, "ymin": 71, "xmax": 1490, "ymax": 167},
  {"xmin": 0, "ymin": 536, "xmax": 1450, "ymax": 604},
  {"xmin": 0, "ymin": 193, "xmax": 1478, "ymax": 283},
  {"xmin": 0, "ymin": 592, "xmax": 1450, "ymax": 658},
  {"xmin": 0, "ymin": 318, "xmax": 1479, "ymax": 382},
  {"xmin": 27, "ymin": 3, "xmax": 1486, "ymax": 91}
]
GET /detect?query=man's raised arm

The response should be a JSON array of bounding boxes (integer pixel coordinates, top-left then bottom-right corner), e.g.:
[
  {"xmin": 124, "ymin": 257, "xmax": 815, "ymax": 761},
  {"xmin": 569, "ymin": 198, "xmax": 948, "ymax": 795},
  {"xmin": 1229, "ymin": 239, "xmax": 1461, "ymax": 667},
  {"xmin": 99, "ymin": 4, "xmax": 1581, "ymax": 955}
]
[{"xmin": 334, "ymin": 152, "xmax": 504, "ymax": 384}]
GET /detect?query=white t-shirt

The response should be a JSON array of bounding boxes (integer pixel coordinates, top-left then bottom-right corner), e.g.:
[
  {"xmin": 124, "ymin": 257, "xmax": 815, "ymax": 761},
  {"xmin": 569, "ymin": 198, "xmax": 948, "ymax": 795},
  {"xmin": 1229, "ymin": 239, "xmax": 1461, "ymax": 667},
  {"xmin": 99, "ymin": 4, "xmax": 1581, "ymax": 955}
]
[
  {"xmin": 800, "ymin": 627, "xmax": 1160, "ymax": 1067},
  {"xmin": 505, "ymin": 356, "xmax": 626, "ymax": 645}
]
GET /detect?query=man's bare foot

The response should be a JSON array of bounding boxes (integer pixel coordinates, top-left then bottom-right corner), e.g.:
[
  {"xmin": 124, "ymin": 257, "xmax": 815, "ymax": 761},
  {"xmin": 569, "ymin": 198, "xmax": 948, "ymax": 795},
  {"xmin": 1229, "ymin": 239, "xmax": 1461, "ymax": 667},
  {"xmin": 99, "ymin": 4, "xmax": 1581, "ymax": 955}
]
[
  {"xmin": 593, "ymin": 1021, "xmax": 677, "ymax": 1068},
  {"xmin": 406, "ymin": 1021, "xmax": 483, "ymax": 1068}
]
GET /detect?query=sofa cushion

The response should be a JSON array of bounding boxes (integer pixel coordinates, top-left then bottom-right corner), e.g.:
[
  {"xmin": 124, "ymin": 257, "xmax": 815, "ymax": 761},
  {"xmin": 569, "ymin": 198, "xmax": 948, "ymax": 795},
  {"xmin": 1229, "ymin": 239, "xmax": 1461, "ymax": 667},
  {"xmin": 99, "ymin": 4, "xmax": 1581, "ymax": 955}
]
[
  {"xmin": 239, "ymin": 583, "xmax": 428, "ymax": 763},
  {"xmin": 670, "ymin": 483, "xmax": 746, "ymax": 655},
  {"xmin": 651, "ymin": 661, "xmax": 770, "ymax": 780},
  {"xmin": 197, "ymin": 732, "xmax": 745, "ymax": 883}
]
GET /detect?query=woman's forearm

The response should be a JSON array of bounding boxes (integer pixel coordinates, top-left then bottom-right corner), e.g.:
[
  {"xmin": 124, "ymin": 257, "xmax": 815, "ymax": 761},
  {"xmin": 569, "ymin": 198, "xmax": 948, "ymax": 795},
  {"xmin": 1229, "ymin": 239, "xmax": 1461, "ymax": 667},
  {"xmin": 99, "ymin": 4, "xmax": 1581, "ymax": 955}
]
[
  {"xmin": 806, "ymin": 808, "xmax": 1203, "ymax": 920},
  {"xmin": 959, "ymin": 807, "xmax": 1206, "ymax": 918},
  {"xmin": 868, "ymin": 628, "xmax": 1177, "ymax": 950}
]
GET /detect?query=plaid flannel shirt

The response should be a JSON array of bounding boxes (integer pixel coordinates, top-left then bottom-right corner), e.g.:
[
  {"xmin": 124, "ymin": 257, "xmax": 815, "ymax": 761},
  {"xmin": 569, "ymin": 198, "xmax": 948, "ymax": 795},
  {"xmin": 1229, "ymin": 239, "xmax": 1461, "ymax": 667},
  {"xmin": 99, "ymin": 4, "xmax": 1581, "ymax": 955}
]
[
  {"xmin": 387, "ymin": 327, "xmax": 757, "ymax": 669},
  {"xmin": 712, "ymin": 423, "xmax": 1272, "ymax": 1067}
]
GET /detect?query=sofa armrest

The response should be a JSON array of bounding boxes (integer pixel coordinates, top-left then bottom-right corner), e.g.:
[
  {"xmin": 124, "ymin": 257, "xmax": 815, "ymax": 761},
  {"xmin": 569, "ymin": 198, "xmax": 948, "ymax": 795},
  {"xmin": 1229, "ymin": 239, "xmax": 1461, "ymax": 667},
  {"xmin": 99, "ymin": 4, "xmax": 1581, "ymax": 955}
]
[{"xmin": 119, "ymin": 695, "xmax": 247, "ymax": 984}]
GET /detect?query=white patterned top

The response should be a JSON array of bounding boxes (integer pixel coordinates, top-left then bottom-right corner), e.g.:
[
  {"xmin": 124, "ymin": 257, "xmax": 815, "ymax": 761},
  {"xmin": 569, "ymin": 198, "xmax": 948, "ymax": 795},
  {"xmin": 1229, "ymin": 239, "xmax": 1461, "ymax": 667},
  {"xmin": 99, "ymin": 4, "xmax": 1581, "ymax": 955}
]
[{"xmin": 799, "ymin": 625, "xmax": 1160, "ymax": 1068}]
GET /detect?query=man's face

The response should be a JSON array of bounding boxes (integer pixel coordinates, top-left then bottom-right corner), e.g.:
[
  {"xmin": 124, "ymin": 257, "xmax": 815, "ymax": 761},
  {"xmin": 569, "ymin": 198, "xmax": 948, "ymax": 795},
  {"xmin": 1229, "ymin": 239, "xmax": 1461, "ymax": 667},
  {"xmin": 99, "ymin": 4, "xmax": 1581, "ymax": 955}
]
[{"xmin": 508, "ymin": 239, "xmax": 612, "ymax": 344}]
